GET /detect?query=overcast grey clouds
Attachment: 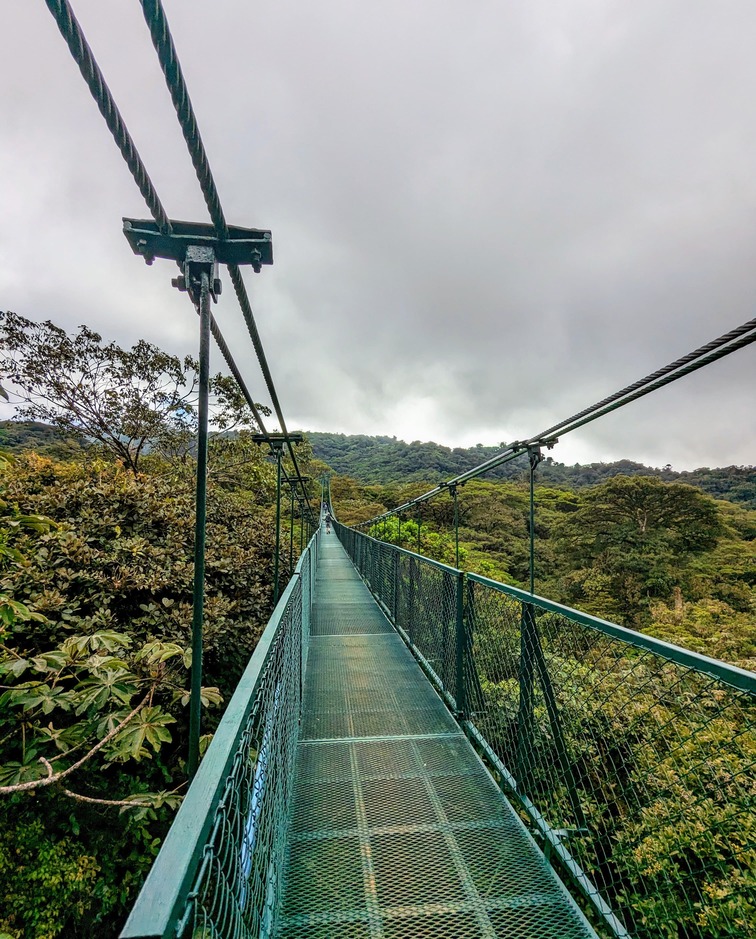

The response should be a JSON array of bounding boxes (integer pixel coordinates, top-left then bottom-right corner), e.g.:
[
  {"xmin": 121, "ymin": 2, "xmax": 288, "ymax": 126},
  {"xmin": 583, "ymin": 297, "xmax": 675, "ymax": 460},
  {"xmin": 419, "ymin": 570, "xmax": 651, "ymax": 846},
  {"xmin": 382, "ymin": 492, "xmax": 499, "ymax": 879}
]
[{"xmin": 1, "ymin": 0, "xmax": 754, "ymax": 468}]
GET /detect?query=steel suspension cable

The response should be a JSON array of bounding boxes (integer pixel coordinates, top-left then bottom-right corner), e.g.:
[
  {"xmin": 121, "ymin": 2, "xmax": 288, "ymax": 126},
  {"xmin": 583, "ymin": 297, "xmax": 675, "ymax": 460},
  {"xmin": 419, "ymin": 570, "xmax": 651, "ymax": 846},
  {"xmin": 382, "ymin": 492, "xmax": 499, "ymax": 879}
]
[
  {"xmin": 550, "ymin": 327, "xmax": 756, "ymax": 440},
  {"xmin": 447, "ymin": 318, "xmax": 756, "ymax": 488},
  {"xmin": 43, "ymin": 0, "xmax": 316, "ymax": 522},
  {"xmin": 368, "ymin": 318, "xmax": 756, "ymax": 522},
  {"xmin": 136, "ymin": 0, "xmax": 308, "ymax": 499},
  {"xmin": 43, "ymin": 0, "xmax": 268, "ymax": 433},
  {"xmin": 43, "ymin": 0, "xmax": 171, "ymax": 233},
  {"xmin": 536, "ymin": 316, "xmax": 756, "ymax": 442}
]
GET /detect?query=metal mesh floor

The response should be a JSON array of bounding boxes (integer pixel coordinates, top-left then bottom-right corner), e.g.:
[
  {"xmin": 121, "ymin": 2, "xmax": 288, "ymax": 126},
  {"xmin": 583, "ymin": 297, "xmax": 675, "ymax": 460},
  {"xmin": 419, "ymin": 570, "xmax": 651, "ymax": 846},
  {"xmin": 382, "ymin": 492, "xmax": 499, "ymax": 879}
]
[{"xmin": 277, "ymin": 537, "xmax": 597, "ymax": 938}]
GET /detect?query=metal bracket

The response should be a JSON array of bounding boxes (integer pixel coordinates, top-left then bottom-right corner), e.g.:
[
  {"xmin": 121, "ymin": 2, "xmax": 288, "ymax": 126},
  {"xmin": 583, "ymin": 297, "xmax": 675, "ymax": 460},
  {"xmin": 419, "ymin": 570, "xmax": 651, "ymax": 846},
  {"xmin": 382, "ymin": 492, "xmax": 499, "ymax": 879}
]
[
  {"xmin": 250, "ymin": 432, "xmax": 304, "ymax": 453},
  {"xmin": 123, "ymin": 217, "xmax": 273, "ymax": 302},
  {"xmin": 528, "ymin": 445, "xmax": 544, "ymax": 472},
  {"xmin": 171, "ymin": 245, "xmax": 219, "ymax": 306},
  {"xmin": 123, "ymin": 217, "xmax": 272, "ymax": 270}
]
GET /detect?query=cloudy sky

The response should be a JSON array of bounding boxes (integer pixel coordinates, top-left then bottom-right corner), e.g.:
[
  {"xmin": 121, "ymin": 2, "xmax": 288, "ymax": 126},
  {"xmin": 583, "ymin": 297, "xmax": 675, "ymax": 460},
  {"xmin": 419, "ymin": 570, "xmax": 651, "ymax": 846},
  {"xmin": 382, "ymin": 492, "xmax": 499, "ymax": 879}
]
[{"xmin": 1, "ymin": 0, "xmax": 754, "ymax": 470}]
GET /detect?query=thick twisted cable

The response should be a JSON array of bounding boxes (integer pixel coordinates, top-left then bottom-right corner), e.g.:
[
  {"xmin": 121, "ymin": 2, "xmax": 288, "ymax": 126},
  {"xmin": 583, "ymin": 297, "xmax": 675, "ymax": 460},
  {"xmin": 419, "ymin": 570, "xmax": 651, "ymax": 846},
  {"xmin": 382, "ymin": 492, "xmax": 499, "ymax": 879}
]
[
  {"xmin": 449, "ymin": 319, "xmax": 756, "ymax": 483},
  {"xmin": 43, "ymin": 0, "xmax": 316, "ymax": 522},
  {"xmin": 366, "ymin": 320, "xmax": 756, "ymax": 521},
  {"xmin": 537, "ymin": 316, "xmax": 756, "ymax": 441},
  {"xmin": 136, "ymin": 0, "xmax": 308, "ymax": 497},
  {"xmin": 451, "ymin": 317, "xmax": 756, "ymax": 484},
  {"xmin": 209, "ymin": 315, "xmax": 268, "ymax": 433},
  {"xmin": 42, "ymin": 2, "xmax": 286, "ymax": 458},
  {"xmin": 137, "ymin": 0, "xmax": 227, "ymax": 236},
  {"xmin": 554, "ymin": 327, "xmax": 756, "ymax": 439},
  {"xmin": 44, "ymin": 0, "xmax": 171, "ymax": 234}
]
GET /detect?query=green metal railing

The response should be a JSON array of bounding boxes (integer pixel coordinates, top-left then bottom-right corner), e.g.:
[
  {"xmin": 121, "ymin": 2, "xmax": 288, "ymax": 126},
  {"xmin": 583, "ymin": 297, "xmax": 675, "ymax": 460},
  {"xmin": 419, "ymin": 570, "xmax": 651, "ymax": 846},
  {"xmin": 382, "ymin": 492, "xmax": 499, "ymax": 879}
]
[
  {"xmin": 335, "ymin": 521, "xmax": 756, "ymax": 939},
  {"xmin": 120, "ymin": 530, "xmax": 319, "ymax": 939}
]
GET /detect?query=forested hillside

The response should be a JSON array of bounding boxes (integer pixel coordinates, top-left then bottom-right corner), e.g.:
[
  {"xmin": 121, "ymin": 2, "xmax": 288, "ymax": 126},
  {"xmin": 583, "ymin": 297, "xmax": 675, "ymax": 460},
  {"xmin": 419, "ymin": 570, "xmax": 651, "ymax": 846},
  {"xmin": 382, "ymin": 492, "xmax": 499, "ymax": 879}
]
[
  {"xmin": 7, "ymin": 424, "xmax": 754, "ymax": 510},
  {"xmin": 309, "ymin": 431, "xmax": 756, "ymax": 508},
  {"xmin": 0, "ymin": 313, "xmax": 753, "ymax": 937},
  {"xmin": 330, "ymin": 472, "xmax": 756, "ymax": 672},
  {"xmin": 0, "ymin": 314, "xmax": 321, "ymax": 938}
]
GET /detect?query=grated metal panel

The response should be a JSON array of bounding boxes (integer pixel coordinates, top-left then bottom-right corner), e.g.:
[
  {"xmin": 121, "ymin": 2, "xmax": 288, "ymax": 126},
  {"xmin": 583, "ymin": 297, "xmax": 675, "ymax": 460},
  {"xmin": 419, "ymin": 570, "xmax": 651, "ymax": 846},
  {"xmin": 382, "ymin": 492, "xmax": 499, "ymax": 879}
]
[
  {"xmin": 277, "ymin": 539, "xmax": 597, "ymax": 938},
  {"xmin": 311, "ymin": 603, "xmax": 394, "ymax": 636}
]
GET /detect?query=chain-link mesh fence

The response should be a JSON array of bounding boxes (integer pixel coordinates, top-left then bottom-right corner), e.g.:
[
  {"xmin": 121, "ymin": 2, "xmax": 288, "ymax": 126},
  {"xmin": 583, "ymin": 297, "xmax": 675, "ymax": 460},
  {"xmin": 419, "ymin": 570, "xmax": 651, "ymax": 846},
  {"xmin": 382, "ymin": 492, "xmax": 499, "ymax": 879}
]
[
  {"xmin": 335, "ymin": 523, "xmax": 756, "ymax": 939},
  {"xmin": 121, "ymin": 533, "xmax": 319, "ymax": 939},
  {"xmin": 338, "ymin": 523, "xmax": 462, "ymax": 709}
]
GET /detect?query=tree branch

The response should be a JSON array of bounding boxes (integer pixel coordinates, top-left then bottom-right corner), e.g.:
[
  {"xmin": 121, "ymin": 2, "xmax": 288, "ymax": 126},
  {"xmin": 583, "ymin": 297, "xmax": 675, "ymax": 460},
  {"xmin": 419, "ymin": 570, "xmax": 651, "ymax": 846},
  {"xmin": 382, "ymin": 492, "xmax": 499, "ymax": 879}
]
[{"xmin": 0, "ymin": 690, "xmax": 151, "ymax": 795}]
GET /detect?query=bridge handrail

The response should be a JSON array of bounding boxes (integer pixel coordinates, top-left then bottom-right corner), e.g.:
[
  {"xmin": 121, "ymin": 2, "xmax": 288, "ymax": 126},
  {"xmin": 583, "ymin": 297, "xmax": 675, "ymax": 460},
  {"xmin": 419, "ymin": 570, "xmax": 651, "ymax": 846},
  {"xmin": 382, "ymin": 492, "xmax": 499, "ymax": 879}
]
[
  {"xmin": 335, "ymin": 519, "xmax": 756, "ymax": 939},
  {"xmin": 121, "ymin": 530, "xmax": 318, "ymax": 939},
  {"xmin": 345, "ymin": 525, "xmax": 755, "ymax": 695},
  {"xmin": 468, "ymin": 573, "xmax": 756, "ymax": 695}
]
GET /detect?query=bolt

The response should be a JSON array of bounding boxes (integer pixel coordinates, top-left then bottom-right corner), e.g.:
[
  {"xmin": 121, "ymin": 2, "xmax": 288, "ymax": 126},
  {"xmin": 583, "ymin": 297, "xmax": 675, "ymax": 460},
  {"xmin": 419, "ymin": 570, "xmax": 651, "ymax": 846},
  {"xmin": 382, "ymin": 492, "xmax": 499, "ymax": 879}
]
[
  {"xmin": 213, "ymin": 278, "xmax": 222, "ymax": 296},
  {"xmin": 171, "ymin": 275, "xmax": 187, "ymax": 292}
]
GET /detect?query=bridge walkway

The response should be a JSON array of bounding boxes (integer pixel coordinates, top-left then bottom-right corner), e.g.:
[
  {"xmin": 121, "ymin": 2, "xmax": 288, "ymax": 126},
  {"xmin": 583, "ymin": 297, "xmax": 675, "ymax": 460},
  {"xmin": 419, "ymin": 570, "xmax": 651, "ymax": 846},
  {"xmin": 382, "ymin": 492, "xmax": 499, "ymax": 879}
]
[{"xmin": 276, "ymin": 536, "xmax": 597, "ymax": 939}]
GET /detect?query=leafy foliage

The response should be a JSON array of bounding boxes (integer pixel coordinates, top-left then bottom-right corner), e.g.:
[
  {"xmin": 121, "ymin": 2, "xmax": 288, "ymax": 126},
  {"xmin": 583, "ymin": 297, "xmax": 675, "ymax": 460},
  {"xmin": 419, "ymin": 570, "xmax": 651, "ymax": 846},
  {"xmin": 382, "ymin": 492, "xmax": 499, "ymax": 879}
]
[
  {"xmin": 0, "ymin": 442, "xmax": 293, "ymax": 935},
  {"xmin": 0, "ymin": 312, "xmax": 269, "ymax": 474},
  {"xmin": 310, "ymin": 431, "xmax": 756, "ymax": 508}
]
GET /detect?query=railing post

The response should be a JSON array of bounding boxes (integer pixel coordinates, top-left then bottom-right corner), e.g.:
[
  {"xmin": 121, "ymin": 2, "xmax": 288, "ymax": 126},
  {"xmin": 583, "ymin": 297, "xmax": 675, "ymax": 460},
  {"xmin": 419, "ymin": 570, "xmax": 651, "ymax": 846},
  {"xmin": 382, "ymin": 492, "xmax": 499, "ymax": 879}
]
[
  {"xmin": 392, "ymin": 549, "xmax": 399, "ymax": 622},
  {"xmin": 516, "ymin": 601, "xmax": 536, "ymax": 793},
  {"xmin": 408, "ymin": 554, "xmax": 416, "ymax": 646},
  {"xmin": 455, "ymin": 570, "xmax": 466, "ymax": 717},
  {"xmin": 188, "ymin": 266, "xmax": 211, "ymax": 779}
]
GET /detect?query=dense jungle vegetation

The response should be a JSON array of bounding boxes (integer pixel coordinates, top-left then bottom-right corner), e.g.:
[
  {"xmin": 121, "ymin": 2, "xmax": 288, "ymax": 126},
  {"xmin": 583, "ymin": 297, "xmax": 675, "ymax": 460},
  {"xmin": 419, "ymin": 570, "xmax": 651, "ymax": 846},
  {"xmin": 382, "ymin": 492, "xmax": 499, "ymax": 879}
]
[
  {"xmin": 0, "ymin": 312, "xmax": 753, "ymax": 937},
  {"xmin": 0, "ymin": 313, "xmax": 322, "ymax": 938},
  {"xmin": 329, "ymin": 466, "xmax": 756, "ymax": 672},
  {"xmin": 309, "ymin": 431, "xmax": 756, "ymax": 510}
]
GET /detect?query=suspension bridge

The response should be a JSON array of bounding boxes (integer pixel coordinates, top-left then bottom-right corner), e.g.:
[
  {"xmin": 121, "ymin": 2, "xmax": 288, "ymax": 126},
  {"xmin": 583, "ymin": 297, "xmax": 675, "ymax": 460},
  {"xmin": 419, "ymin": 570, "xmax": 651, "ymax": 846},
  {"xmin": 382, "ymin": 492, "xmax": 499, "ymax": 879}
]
[{"xmin": 24, "ymin": 2, "xmax": 756, "ymax": 937}]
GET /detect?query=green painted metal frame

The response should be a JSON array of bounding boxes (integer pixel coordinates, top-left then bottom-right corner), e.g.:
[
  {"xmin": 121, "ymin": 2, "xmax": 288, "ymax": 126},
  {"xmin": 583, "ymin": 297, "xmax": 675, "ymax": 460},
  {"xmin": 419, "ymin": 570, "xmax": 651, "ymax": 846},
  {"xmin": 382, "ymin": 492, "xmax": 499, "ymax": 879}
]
[
  {"xmin": 468, "ymin": 573, "xmax": 756, "ymax": 695},
  {"xmin": 187, "ymin": 268, "xmax": 211, "ymax": 778},
  {"xmin": 333, "ymin": 520, "xmax": 756, "ymax": 938},
  {"xmin": 120, "ymin": 530, "xmax": 319, "ymax": 939}
]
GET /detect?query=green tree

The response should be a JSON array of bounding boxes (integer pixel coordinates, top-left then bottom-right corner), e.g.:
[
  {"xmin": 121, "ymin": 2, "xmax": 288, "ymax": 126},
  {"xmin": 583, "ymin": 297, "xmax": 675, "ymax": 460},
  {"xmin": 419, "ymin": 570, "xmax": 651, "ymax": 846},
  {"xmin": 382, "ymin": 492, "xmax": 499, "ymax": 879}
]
[
  {"xmin": 0, "ymin": 312, "xmax": 268, "ymax": 475},
  {"xmin": 0, "ymin": 445, "xmax": 285, "ymax": 936},
  {"xmin": 553, "ymin": 476, "xmax": 722, "ymax": 624}
]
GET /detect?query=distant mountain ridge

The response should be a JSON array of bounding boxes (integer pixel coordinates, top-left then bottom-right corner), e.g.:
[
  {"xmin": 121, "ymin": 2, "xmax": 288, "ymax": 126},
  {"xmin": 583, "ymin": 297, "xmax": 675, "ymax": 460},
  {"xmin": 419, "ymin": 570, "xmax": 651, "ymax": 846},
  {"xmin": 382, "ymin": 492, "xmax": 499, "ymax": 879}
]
[
  {"xmin": 307, "ymin": 431, "xmax": 756, "ymax": 509},
  {"xmin": 3, "ymin": 421, "xmax": 754, "ymax": 510}
]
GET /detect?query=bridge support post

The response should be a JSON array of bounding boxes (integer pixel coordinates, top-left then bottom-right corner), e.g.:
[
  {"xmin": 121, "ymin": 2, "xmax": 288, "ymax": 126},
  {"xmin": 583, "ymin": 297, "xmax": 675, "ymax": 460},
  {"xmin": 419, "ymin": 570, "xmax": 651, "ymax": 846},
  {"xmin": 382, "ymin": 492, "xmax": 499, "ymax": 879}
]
[
  {"xmin": 273, "ymin": 445, "xmax": 283, "ymax": 604},
  {"xmin": 516, "ymin": 601, "xmax": 536, "ymax": 793},
  {"xmin": 392, "ymin": 550, "xmax": 400, "ymax": 622},
  {"xmin": 289, "ymin": 482, "xmax": 296, "ymax": 571},
  {"xmin": 454, "ymin": 571, "xmax": 466, "ymax": 717},
  {"xmin": 187, "ymin": 251, "xmax": 214, "ymax": 779}
]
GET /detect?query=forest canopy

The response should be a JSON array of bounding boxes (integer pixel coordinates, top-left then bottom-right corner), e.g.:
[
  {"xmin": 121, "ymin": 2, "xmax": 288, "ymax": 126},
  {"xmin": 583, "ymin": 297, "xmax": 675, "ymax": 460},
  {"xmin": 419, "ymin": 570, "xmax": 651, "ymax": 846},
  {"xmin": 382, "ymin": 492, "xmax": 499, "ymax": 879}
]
[{"xmin": 0, "ymin": 316, "xmax": 753, "ymax": 937}]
